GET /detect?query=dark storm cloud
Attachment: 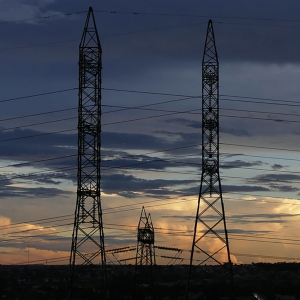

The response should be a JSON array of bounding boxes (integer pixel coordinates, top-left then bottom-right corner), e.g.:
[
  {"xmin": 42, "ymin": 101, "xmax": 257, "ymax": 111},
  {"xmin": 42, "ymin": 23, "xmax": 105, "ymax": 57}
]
[
  {"xmin": 165, "ymin": 118, "xmax": 201, "ymax": 129},
  {"xmin": 227, "ymin": 229, "xmax": 271, "ymax": 234},
  {"xmin": 2, "ymin": 236, "xmax": 71, "ymax": 252},
  {"xmin": 2, "ymin": 0, "xmax": 293, "ymax": 101},
  {"xmin": 165, "ymin": 118, "xmax": 253, "ymax": 138},
  {"xmin": 272, "ymin": 164, "xmax": 285, "ymax": 170},
  {"xmin": 0, "ymin": 128, "xmax": 76, "ymax": 160},
  {"xmin": 220, "ymin": 127, "xmax": 252, "ymax": 137},
  {"xmin": 36, "ymin": 156, "xmax": 77, "ymax": 171},
  {"xmin": 0, "ymin": 169, "xmax": 69, "ymax": 186},
  {"xmin": 96, "ymin": 0, "xmax": 300, "ymax": 74},
  {"xmin": 221, "ymin": 160, "xmax": 264, "ymax": 169},
  {"xmin": 103, "ymin": 153, "xmax": 201, "ymax": 172},
  {"xmin": 0, "ymin": 129, "xmax": 197, "ymax": 167},
  {"xmin": 161, "ymin": 215, "xmax": 194, "ymax": 221},
  {"xmin": 103, "ymin": 131, "xmax": 201, "ymax": 156},
  {"xmin": 103, "ymin": 157, "xmax": 167, "ymax": 171},
  {"xmin": 101, "ymin": 173, "xmax": 197, "ymax": 198},
  {"xmin": 221, "ymin": 153, "xmax": 244, "ymax": 159},
  {"xmin": 175, "ymin": 184, "xmax": 270, "ymax": 196},
  {"xmin": 0, "ymin": 186, "xmax": 71, "ymax": 198},
  {"xmin": 0, "ymin": 174, "xmax": 14, "ymax": 186},
  {"xmin": 0, "ymin": 127, "xmax": 205, "ymax": 194},
  {"xmin": 228, "ymin": 213, "xmax": 300, "ymax": 225},
  {"xmin": 231, "ymin": 213, "xmax": 300, "ymax": 219},
  {"xmin": 105, "ymin": 236, "xmax": 137, "ymax": 246},
  {"xmin": 0, "ymin": 125, "xmax": 284, "ymax": 201},
  {"xmin": 222, "ymin": 185, "xmax": 270, "ymax": 193},
  {"xmin": 0, "ymin": 128, "xmax": 189, "ymax": 162},
  {"xmin": 7, "ymin": 234, "xmax": 137, "ymax": 255},
  {"xmin": 102, "ymin": 131, "xmax": 172, "ymax": 150},
  {"xmin": 251, "ymin": 173, "xmax": 300, "ymax": 183},
  {"xmin": 163, "ymin": 213, "xmax": 298, "ymax": 225},
  {"xmin": 1, "ymin": 0, "xmax": 300, "ymax": 100},
  {"xmin": 29, "ymin": 175, "xmax": 63, "ymax": 185},
  {"xmin": 269, "ymin": 184, "xmax": 299, "ymax": 193},
  {"xmin": 0, "ymin": 1, "xmax": 296, "ymax": 149},
  {"xmin": 99, "ymin": 8, "xmax": 300, "ymax": 75}
]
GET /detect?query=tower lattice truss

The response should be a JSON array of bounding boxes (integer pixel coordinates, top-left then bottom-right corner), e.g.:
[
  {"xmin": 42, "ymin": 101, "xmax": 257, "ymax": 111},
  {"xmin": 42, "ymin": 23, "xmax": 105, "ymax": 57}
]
[
  {"xmin": 186, "ymin": 20, "xmax": 235, "ymax": 299},
  {"xmin": 68, "ymin": 7, "xmax": 107, "ymax": 300}
]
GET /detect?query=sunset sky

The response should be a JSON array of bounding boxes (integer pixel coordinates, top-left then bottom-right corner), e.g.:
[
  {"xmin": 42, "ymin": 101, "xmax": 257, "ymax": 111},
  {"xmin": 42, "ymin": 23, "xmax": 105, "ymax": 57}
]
[{"xmin": 1, "ymin": 0, "xmax": 300, "ymax": 265}]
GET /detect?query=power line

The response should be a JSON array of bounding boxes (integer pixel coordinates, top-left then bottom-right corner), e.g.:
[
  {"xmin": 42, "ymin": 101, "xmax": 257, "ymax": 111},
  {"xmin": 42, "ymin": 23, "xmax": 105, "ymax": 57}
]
[
  {"xmin": 1, "ymin": 194, "xmax": 300, "ymax": 241},
  {"xmin": 0, "ymin": 128, "xmax": 76, "ymax": 143},
  {"xmin": 0, "ymin": 86, "xmax": 300, "ymax": 119},
  {"xmin": 0, "ymin": 38, "xmax": 79, "ymax": 52},
  {"xmin": 103, "ymin": 102, "xmax": 300, "ymax": 121},
  {"xmin": 1, "ymin": 106, "xmax": 300, "ymax": 137},
  {"xmin": 102, "ymin": 151, "xmax": 300, "ymax": 178},
  {"xmin": 1, "ymin": 152, "xmax": 300, "ymax": 208},
  {"xmin": 0, "ymin": 11, "xmax": 86, "ymax": 25},
  {"xmin": 221, "ymin": 142, "xmax": 300, "ymax": 153},
  {"xmin": 102, "ymin": 96, "xmax": 196, "ymax": 114},
  {"xmin": 2, "ymin": 168, "xmax": 299, "ymax": 209},
  {"xmin": 0, "ymin": 144, "xmax": 198, "ymax": 173},
  {"xmin": 1, "ymin": 148, "xmax": 300, "ymax": 199},
  {"xmin": 0, "ymin": 107, "xmax": 76, "ymax": 123},
  {"xmin": 11, "ymin": 249, "xmax": 300, "ymax": 266},
  {"xmin": 0, "ymin": 138, "xmax": 298, "ymax": 178},
  {"xmin": 3, "ymin": 217, "xmax": 300, "ymax": 250},
  {"xmin": 0, "ymin": 214, "xmax": 73, "ymax": 230},
  {"xmin": 0, "ymin": 23, "xmax": 207, "ymax": 52},
  {"xmin": 102, "ymin": 107, "xmax": 201, "ymax": 126},
  {"xmin": 1, "ymin": 217, "xmax": 299, "ymax": 250},
  {"xmin": 94, "ymin": 10, "xmax": 300, "ymax": 24},
  {"xmin": 102, "ymin": 87, "xmax": 300, "ymax": 106},
  {"xmin": 2, "ymin": 156, "xmax": 295, "ymax": 191},
  {"xmin": 0, "ymin": 154, "xmax": 76, "ymax": 170},
  {"xmin": 104, "ymin": 223, "xmax": 300, "ymax": 245},
  {"xmin": 0, "ymin": 88, "xmax": 77, "ymax": 104},
  {"xmin": 1, "ymin": 8, "xmax": 298, "ymax": 31},
  {"xmin": 0, "ymin": 116, "xmax": 76, "ymax": 132},
  {"xmin": 0, "ymin": 222, "xmax": 73, "ymax": 242}
]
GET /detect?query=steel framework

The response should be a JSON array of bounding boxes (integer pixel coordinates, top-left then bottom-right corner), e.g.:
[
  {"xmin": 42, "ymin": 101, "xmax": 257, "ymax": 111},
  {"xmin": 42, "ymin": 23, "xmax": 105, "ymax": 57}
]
[
  {"xmin": 68, "ymin": 7, "xmax": 107, "ymax": 300},
  {"xmin": 134, "ymin": 206, "xmax": 157, "ymax": 299},
  {"xmin": 186, "ymin": 20, "xmax": 234, "ymax": 299}
]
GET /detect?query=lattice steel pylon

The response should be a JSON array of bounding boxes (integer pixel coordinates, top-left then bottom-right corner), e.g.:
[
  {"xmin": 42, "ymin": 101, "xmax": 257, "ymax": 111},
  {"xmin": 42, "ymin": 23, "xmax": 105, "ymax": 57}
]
[
  {"xmin": 186, "ymin": 20, "xmax": 235, "ymax": 300},
  {"xmin": 134, "ymin": 206, "xmax": 157, "ymax": 300},
  {"xmin": 68, "ymin": 7, "xmax": 107, "ymax": 300}
]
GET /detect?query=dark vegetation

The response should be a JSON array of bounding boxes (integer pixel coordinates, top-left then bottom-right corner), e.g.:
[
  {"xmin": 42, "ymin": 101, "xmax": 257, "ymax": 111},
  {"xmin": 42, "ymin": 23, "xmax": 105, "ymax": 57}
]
[{"xmin": 0, "ymin": 263, "xmax": 299, "ymax": 299}]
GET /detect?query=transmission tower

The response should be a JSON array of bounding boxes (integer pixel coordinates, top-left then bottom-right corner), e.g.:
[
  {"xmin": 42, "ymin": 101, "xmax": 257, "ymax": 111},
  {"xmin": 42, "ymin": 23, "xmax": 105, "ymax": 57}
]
[
  {"xmin": 134, "ymin": 206, "xmax": 157, "ymax": 300},
  {"xmin": 186, "ymin": 20, "xmax": 235, "ymax": 300},
  {"xmin": 68, "ymin": 7, "xmax": 107, "ymax": 299}
]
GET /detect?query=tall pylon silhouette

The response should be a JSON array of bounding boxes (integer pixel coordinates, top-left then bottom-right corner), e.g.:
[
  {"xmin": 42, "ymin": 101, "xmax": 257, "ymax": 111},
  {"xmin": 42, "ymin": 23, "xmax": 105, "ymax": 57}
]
[
  {"xmin": 68, "ymin": 7, "xmax": 107, "ymax": 300},
  {"xmin": 186, "ymin": 20, "xmax": 235, "ymax": 300},
  {"xmin": 134, "ymin": 206, "xmax": 157, "ymax": 300}
]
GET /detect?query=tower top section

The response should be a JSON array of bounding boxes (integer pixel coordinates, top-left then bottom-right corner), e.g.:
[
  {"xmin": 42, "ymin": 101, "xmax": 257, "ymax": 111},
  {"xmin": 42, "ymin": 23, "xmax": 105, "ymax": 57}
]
[
  {"xmin": 137, "ymin": 206, "xmax": 154, "ymax": 245},
  {"xmin": 80, "ymin": 7, "xmax": 101, "ymax": 49},
  {"xmin": 203, "ymin": 20, "xmax": 218, "ymax": 65}
]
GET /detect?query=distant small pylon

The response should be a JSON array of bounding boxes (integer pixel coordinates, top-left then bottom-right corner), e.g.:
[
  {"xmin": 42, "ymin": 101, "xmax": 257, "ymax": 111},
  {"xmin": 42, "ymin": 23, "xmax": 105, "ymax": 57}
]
[{"xmin": 134, "ymin": 206, "xmax": 157, "ymax": 300}]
